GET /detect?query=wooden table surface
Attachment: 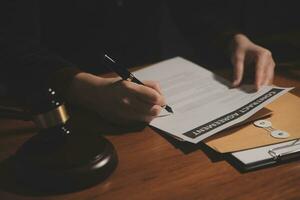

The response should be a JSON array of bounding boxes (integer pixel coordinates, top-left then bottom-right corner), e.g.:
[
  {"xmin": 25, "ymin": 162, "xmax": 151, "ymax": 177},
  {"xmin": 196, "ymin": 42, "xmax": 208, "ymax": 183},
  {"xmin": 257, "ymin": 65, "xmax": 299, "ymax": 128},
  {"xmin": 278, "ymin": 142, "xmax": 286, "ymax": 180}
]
[{"xmin": 0, "ymin": 64, "xmax": 299, "ymax": 200}]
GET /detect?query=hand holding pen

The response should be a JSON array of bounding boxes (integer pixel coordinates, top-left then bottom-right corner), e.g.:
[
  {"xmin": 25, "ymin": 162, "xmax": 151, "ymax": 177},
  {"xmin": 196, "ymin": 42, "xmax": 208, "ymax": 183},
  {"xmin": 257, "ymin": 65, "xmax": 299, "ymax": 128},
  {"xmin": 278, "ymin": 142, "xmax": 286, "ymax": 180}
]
[
  {"xmin": 103, "ymin": 54, "xmax": 173, "ymax": 114},
  {"xmin": 56, "ymin": 53, "xmax": 172, "ymax": 125},
  {"xmin": 69, "ymin": 69, "xmax": 168, "ymax": 124}
]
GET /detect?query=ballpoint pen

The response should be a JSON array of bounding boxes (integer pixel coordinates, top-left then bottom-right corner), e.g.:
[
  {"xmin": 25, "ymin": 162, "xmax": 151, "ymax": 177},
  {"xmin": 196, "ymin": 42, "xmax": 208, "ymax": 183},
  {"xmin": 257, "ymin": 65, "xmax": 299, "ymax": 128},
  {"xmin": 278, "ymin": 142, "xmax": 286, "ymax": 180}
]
[{"xmin": 103, "ymin": 54, "xmax": 174, "ymax": 114}]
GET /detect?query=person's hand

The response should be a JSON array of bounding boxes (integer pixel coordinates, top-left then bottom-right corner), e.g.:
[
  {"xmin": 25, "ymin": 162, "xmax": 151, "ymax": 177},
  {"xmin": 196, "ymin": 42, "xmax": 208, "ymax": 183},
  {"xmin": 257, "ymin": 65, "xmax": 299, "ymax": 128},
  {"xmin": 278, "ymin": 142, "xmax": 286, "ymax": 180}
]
[
  {"xmin": 67, "ymin": 72, "xmax": 166, "ymax": 124},
  {"xmin": 230, "ymin": 34, "xmax": 275, "ymax": 90}
]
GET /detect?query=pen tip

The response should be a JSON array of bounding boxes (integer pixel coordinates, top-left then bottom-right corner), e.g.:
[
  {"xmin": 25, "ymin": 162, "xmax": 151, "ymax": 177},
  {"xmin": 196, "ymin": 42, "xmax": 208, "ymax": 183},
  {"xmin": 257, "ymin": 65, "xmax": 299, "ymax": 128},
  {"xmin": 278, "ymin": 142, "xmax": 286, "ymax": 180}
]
[{"xmin": 165, "ymin": 105, "xmax": 174, "ymax": 113}]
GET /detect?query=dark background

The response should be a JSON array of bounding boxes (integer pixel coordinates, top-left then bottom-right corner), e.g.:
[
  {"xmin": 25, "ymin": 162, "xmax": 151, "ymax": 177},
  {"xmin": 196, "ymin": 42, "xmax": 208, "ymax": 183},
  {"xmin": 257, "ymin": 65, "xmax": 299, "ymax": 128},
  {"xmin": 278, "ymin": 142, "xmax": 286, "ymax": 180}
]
[
  {"xmin": 160, "ymin": 1, "xmax": 300, "ymax": 69},
  {"xmin": 1, "ymin": 0, "xmax": 300, "ymax": 98}
]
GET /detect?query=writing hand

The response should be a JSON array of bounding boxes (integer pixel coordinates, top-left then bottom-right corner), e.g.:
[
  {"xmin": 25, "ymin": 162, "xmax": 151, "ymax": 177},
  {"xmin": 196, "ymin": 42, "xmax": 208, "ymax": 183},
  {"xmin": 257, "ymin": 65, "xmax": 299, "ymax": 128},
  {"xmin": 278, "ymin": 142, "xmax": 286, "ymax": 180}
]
[{"xmin": 68, "ymin": 73, "xmax": 165, "ymax": 124}]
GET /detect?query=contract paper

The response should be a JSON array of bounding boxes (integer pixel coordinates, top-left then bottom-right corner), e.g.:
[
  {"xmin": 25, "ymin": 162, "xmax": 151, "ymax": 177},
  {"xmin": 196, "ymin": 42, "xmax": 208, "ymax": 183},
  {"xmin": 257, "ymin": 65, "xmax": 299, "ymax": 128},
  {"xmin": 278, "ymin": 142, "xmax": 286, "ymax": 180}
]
[{"xmin": 133, "ymin": 57, "xmax": 293, "ymax": 143}]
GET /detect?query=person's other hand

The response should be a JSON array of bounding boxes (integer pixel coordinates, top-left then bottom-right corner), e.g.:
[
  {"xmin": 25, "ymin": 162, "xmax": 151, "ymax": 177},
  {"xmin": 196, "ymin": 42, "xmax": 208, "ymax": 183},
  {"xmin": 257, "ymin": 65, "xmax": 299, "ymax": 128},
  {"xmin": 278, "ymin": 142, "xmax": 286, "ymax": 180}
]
[
  {"xmin": 230, "ymin": 34, "xmax": 275, "ymax": 90},
  {"xmin": 68, "ymin": 73, "xmax": 166, "ymax": 124}
]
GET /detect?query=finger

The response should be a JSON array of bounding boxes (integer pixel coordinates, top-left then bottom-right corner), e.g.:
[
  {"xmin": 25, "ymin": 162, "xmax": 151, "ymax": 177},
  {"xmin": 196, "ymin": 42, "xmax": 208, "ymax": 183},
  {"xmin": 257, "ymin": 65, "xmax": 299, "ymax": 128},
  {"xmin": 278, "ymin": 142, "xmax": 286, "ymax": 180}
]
[
  {"xmin": 120, "ymin": 104, "xmax": 161, "ymax": 122},
  {"xmin": 255, "ymin": 55, "xmax": 269, "ymax": 90},
  {"xmin": 121, "ymin": 81, "xmax": 166, "ymax": 105},
  {"xmin": 139, "ymin": 105, "xmax": 162, "ymax": 122},
  {"xmin": 117, "ymin": 106, "xmax": 151, "ymax": 122},
  {"xmin": 140, "ymin": 105, "xmax": 162, "ymax": 122},
  {"xmin": 122, "ymin": 95, "xmax": 161, "ymax": 117},
  {"xmin": 232, "ymin": 53, "xmax": 245, "ymax": 87},
  {"xmin": 143, "ymin": 80, "xmax": 163, "ymax": 94},
  {"xmin": 262, "ymin": 60, "xmax": 275, "ymax": 85}
]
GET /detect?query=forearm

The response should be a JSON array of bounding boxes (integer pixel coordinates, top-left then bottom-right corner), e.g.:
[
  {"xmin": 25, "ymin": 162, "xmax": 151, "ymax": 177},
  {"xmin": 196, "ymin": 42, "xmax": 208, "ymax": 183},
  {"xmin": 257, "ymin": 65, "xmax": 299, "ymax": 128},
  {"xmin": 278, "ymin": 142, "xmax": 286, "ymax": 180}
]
[
  {"xmin": 65, "ymin": 72, "xmax": 115, "ymax": 108},
  {"xmin": 0, "ymin": 0, "xmax": 81, "ymax": 105}
]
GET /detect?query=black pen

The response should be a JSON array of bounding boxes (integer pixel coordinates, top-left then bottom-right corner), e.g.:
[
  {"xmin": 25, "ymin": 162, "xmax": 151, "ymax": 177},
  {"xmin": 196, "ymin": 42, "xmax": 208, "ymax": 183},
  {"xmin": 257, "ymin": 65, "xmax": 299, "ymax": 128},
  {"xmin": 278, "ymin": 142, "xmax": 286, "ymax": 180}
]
[{"xmin": 103, "ymin": 54, "xmax": 174, "ymax": 114}]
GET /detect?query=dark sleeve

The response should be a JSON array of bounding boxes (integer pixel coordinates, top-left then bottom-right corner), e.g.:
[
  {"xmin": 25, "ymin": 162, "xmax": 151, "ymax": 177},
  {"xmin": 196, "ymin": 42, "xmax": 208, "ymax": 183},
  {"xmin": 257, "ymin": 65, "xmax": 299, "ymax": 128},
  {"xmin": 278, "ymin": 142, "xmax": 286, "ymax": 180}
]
[
  {"xmin": 0, "ymin": 0, "xmax": 80, "ymax": 103},
  {"xmin": 167, "ymin": 0, "xmax": 242, "ymax": 66}
]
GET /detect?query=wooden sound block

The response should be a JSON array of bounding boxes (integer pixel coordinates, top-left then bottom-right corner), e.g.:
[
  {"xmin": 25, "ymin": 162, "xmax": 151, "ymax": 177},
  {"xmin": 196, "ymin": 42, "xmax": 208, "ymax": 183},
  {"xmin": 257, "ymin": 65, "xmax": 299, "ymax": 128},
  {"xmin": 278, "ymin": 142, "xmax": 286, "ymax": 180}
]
[{"xmin": 14, "ymin": 124, "xmax": 118, "ymax": 193}]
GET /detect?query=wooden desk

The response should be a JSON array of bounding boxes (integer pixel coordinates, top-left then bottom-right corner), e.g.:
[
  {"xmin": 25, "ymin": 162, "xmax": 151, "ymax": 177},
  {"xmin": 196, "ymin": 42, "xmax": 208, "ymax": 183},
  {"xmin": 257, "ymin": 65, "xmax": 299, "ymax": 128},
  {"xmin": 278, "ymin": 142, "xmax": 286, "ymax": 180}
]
[{"xmin": 0, "ymin": 65, "xmax": 299, "ymax": 200}]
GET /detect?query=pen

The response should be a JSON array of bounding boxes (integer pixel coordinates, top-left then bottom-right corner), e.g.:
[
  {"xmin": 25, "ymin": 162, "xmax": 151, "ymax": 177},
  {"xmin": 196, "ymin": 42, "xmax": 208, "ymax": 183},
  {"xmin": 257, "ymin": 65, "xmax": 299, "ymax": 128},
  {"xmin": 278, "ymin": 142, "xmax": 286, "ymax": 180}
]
[{"xmin": 103, "ymin": 54, "xmax": 174, "ymax": 114}]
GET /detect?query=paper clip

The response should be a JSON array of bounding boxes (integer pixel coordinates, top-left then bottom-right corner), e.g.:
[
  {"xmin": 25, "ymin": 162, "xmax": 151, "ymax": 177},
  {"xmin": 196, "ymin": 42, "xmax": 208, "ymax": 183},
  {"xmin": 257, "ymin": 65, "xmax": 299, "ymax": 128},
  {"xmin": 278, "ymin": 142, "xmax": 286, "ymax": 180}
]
[{"xmin": 268, "ymin": 139, "xmax": 300, "ymax": 160}]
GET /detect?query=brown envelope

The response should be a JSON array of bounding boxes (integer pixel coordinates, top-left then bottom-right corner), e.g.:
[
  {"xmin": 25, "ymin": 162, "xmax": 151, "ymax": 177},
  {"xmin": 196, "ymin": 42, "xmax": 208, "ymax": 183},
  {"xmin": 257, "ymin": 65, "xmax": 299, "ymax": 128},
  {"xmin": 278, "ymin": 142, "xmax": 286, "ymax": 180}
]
[{"xmin": 204, "ymin": 92, "xmax": 300, "ymax": 153}]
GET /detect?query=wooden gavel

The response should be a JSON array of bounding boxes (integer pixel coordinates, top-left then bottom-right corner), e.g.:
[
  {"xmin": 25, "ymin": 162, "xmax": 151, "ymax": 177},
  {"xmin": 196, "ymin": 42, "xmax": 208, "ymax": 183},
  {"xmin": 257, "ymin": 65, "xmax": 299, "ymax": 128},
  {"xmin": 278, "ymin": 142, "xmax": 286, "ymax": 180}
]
[{"xmin": 0, "ymin": 87, "xmax": 118, "ymax": 193}]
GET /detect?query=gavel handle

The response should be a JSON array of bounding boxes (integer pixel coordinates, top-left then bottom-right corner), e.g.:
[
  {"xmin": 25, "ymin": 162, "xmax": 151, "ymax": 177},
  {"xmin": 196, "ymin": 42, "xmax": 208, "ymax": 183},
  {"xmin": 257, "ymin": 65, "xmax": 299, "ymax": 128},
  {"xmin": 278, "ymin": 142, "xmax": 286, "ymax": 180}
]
[{"xmin": 0, "ymin": 105, "xmax": 31, "ymax": 120}]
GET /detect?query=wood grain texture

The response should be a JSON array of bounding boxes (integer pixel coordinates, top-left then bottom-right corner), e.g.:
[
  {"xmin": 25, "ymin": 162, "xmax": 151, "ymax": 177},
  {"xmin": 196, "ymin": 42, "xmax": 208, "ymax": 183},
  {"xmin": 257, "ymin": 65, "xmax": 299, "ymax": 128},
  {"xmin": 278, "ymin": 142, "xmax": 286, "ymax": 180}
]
[{"xmin": 0, "ymin": 64, "xmax": 299, "ymax": 200}]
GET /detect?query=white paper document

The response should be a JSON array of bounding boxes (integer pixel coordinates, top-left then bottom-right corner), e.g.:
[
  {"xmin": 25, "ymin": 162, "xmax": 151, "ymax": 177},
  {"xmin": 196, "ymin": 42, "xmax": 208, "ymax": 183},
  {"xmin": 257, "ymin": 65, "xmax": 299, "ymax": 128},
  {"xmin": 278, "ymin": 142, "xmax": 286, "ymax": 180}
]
[{"xmin": 133, "ymin": 57, "xmax": 293, "ymax": 143}]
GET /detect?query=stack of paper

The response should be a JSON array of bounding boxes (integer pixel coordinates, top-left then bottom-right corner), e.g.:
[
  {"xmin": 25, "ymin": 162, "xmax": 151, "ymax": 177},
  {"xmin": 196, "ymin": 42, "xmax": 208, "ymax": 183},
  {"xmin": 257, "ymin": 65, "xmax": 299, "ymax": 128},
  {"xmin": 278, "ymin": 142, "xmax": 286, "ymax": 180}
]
[{"xmin": 133, "ymin": 57, "xmax": 292, "ymax": 143}]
